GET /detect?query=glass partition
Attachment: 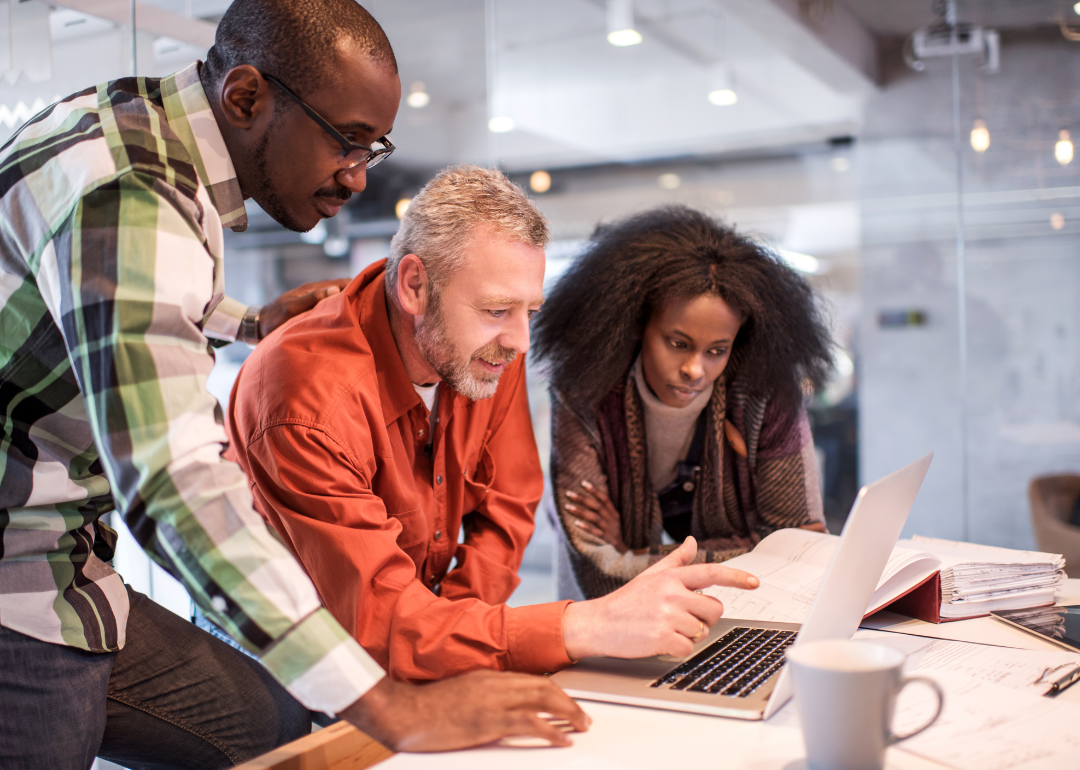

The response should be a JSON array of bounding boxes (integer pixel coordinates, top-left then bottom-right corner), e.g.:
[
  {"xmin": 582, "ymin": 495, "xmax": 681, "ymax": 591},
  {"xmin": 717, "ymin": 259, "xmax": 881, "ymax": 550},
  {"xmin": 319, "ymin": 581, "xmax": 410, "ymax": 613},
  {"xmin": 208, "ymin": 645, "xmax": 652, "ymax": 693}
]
[{"xmin": 20, "ymin": 0, "xmax": 1079, "ymax": 624}]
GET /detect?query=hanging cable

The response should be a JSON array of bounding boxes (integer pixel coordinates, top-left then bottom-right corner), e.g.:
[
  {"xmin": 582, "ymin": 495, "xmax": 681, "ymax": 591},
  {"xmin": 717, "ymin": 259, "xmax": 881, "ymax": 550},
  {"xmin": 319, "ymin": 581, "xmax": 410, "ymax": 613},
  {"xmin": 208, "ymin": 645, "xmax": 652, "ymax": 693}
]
[
  {"xmin": 948, "ymin": 0, "xmax": 970, "ymax": 542},
  {"xmin": 131, "ymin": 0, "xmax": 137, "ymax": 78}
]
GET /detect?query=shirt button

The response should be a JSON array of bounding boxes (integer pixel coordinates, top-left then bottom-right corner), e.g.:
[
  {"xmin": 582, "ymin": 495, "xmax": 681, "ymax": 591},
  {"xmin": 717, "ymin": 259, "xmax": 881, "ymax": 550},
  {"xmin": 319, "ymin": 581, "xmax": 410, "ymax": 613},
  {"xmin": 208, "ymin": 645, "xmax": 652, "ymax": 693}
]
[
  {"xmin": 436, "ymin": 475, "xmax": 443, "ymax": 484},
  {"xmin": 418, "ymin": 428, "xmax": 426, "ymax": 438},
  {"xmin": 434, "ymin": 530, "xmax": 443, "ymax": 540}
]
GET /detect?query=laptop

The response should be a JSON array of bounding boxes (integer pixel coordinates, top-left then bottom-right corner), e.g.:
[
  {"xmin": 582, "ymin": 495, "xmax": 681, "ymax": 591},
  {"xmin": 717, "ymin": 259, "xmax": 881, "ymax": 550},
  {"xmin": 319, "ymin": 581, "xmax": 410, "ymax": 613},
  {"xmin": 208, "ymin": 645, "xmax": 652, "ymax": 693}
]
[{"xmin": 551, "ymin": 453, "xmax": 933, "ymax": 720}]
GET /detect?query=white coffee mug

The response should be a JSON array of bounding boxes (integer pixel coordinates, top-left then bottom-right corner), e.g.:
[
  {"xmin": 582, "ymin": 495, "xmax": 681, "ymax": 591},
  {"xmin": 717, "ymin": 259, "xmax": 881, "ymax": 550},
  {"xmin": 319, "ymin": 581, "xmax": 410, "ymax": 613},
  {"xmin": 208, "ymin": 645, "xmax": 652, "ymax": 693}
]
[{"xmin": 786, "ymin": 640, "xmax": 944, "ymax": 770}]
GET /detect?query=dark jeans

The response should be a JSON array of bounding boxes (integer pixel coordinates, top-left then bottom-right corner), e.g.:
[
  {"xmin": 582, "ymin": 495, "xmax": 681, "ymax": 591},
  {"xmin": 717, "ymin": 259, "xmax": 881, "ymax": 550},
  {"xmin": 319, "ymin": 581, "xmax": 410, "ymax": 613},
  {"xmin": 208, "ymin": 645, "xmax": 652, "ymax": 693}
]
[{"xmin": 0, "ymin": 587, "xmax": 311, "ymax": 770}]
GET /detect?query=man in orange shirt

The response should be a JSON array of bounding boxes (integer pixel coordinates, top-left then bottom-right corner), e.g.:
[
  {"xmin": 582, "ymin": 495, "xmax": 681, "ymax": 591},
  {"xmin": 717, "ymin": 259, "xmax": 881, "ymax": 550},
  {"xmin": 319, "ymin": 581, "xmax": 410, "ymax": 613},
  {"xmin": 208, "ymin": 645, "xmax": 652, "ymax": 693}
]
[{"xmin": 227, "ymin": 165, "xmax": 758, "ymax": 681}]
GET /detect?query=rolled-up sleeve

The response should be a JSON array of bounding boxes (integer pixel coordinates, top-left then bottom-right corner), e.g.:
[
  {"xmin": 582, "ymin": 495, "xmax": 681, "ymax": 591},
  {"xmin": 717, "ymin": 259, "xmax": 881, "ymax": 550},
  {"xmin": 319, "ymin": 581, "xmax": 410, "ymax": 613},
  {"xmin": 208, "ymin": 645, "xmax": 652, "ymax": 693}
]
[{"xmin": 202, "ymin": 294, "xmax": 246, "ymax": 343}]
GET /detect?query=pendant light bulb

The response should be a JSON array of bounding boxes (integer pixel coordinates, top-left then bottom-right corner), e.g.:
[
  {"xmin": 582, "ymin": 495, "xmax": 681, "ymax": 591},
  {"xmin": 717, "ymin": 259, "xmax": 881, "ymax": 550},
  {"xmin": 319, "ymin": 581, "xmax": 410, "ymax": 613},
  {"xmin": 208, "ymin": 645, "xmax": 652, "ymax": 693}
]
[
  {"xmin": 706, "ymin": 64, "xmax": 737, "ymax": 107},
  {"xmin": 406, "ymin": 81, "xmax": 429, "ymax": 109},
  {"xmin": 607, "ymin": 0, "xmax": 642, "ymax": 46},
  {"xmin": 1056, "ymin": 129, "xmax": 1074, "ymax": 166},
  {"xmin": 970, "ymin": 119, "xmax": 990, "ymax": 153},
  {"xmin": 529, "ymin": 170, "xmax": 551, "ymax": 193},
  {"xmin": 708, "ymin": 89, "xmax": 737, "ymax": 106}
]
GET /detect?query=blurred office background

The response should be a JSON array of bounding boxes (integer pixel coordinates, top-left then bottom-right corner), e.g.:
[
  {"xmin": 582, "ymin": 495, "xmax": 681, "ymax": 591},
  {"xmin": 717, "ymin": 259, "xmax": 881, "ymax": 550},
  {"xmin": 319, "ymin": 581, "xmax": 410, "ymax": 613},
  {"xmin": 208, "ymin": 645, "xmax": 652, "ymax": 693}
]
[{"xmin": 7, "ymin": 0, "xmax": 1078, "ymax": 615}]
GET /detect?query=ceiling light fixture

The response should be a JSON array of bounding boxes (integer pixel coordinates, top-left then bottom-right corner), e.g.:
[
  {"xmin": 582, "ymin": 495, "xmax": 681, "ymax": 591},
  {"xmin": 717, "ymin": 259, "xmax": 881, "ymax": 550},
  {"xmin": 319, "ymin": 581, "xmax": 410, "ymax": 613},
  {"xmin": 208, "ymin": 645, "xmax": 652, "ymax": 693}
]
[
  {"xmin": 530, "ymin": 170, "xmax": 551, "ymax": 193},
  {"xmin": 707, "ymin": 89, "xmax": 737, "ymax": 106},
  {"xmin": 488, "ymin": 116, "xmax": 515, "ymax": 133},
  {"xmin": 300, "ymin": 220, "xmax": 327, "ymax": 245},
  {"xmin": 607, "ymin": 28, "xmax": 642, "ymax": 46},
  {"xmin": 324, "ymin": 236, "xmax": 349, "ymax": 258},
  {"xmin": 778, "ymin": 249, "xmax": 821, "ymax": 274},
  {"xmin": 395, "ymin": 198, "xmax": 412, "ymax": 219},
  {"xmin": 706, "ymin": 64, "xmax": 737, "ymax": 107},
  {"xmin": 607, "ymin": 0, "xmax": 642, "ymax": 46},
  {"xmin": 970, "ymin": 119, "xmax": 990, "ymax": 153},
  {"xmin": 1074, "ymin": 1, "xmax": 1080, "ymax": 15},
  {"xmin": 406, "ymin": 81, "xmax": 429, "ymax": 109},
  {"xmin": 1051, "ymin": 212, "xmax": 1066, "ymax": 230},
  {"xmin": 830, "ymin": 156, "xmax": 850, "ymax": 172},
  {"xmin": 658, "ymin": 173, "xmax": 681, "ymax": 190},
  {"xmin": 0, "ymin": 97, "xmax": 50, "ymax": 129},
  {"xmin": 1056, "ymin": 129, "xmax": 1074, "ymax": 166}
]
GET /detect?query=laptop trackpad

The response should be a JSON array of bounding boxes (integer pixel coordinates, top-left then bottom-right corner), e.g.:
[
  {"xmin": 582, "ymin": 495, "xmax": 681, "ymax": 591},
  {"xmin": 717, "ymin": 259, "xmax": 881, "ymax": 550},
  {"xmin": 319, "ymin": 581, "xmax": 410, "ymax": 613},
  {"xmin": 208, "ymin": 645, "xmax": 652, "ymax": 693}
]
[{"xmin": 566, "ymin": 654, "xmax": 677, "ymax": 679}]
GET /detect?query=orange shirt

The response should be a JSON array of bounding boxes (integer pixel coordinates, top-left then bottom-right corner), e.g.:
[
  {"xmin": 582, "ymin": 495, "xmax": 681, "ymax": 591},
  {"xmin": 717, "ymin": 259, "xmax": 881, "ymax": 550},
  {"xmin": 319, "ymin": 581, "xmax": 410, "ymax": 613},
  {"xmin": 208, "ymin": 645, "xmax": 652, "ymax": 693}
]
[{"xmin": 225, "ymin": 261, "xmax": 572, "ymax": 681}]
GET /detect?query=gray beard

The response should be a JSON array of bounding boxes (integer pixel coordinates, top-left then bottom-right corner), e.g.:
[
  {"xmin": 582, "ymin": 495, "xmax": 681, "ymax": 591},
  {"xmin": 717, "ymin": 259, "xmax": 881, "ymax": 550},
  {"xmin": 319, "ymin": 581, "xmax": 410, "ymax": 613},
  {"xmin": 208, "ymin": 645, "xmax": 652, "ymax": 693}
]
[{"xmin": 414, "ymin": 297, "xmax": 516, "ymax": 401}]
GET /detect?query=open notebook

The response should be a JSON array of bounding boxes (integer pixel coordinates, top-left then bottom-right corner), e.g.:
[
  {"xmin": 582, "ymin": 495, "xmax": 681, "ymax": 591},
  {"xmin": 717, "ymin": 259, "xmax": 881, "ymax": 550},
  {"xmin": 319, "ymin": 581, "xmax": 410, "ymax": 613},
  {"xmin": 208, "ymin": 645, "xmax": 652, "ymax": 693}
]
[{"xmin": 704, "ymin": 529, "xmax": 1065, "ymax": 623}]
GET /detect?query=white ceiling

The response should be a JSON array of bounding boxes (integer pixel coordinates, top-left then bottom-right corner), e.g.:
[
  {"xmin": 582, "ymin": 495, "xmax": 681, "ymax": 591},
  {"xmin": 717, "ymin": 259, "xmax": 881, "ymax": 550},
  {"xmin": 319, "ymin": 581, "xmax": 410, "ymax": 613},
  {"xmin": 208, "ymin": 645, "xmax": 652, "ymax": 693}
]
[
  {"xmin": 11, "ymin": 0, "xmax": 871, "ymax": 171},
  {"xmin": 372, "ymin": 0, "xmax": 868, "ymax": 171},
  {"xmin": 7, "ymin": 0, "xmax": 1066, "ymax": 171}
]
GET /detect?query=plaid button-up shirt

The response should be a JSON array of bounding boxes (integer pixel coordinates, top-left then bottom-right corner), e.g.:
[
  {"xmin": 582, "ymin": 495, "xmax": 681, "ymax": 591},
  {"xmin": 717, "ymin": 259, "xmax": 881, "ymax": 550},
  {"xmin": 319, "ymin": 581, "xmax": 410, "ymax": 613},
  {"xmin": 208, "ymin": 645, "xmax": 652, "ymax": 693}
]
[{"xmin": 0, "ymin": 62, "xmax": 384, "ymax": 714}]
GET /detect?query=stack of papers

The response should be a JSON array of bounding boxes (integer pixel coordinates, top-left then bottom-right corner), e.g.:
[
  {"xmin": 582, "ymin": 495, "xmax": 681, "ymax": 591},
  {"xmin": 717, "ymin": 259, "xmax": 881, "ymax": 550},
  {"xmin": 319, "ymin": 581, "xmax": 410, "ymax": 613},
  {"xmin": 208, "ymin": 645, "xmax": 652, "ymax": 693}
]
[
  {"xmin": 906, "ymin": 536, "xmax": 1066, "ymax": 619},
  {"xmin": 704, "ymin": 529, "xmax": 1067, "ymax": 625}
]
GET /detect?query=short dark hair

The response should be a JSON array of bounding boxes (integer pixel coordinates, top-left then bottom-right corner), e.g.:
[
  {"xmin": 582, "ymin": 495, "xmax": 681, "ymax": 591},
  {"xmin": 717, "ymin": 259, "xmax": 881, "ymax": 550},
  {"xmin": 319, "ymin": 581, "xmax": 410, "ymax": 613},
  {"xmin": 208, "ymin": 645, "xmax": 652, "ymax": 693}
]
[
  {"xmin": 531, "ymin": 206, "xmax": 834, "ymax": 415},
  {"xmin": 203, "ymin": 0, "xmax": 397, "ymax": 98}
]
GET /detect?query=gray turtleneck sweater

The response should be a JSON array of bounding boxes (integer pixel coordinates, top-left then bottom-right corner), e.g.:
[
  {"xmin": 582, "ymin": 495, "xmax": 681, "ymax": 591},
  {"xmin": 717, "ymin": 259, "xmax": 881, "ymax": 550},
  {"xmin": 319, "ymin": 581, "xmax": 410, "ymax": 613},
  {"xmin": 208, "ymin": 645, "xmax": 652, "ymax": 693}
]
[{"xmin": 632, "ymin": 356, "xmax": 714, "ymax": 492}]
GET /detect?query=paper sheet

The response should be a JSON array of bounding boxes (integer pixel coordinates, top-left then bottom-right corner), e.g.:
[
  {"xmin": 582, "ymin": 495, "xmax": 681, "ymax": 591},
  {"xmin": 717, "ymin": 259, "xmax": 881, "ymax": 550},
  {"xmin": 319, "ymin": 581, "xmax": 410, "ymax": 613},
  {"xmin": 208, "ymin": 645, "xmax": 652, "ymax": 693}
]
[
  {"xmin": 854, "ymin": 629, "xmax": 1080, "ymax": 695},
  {"xmin": 832, "ymin": 632, "xmax": 1080, "ymax": 769},
  {"xmin": 702, "ymin": 552, "xmax": 825, "ymax": 623},
  {"xmin": 907, "ymin": 536, "xmax": 1064, "ymax": 568},
  {"xmin": 888, "ymin": 670, "xmax": 1080, "ymax": 770},
  {"xmin": 703, "ymin": 529, "xmax": 935, "ymax": 623}
]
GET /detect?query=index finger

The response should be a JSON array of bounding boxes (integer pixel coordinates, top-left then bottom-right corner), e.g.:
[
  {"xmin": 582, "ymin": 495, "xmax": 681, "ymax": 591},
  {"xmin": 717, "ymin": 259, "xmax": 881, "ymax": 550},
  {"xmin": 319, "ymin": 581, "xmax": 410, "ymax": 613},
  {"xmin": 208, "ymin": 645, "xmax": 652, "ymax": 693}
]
[
  {"xmin": 500, "ymin": 677, "xmax": 591, "ymax": 734},
  {"xmin": 580, "ymin": 480, "xmax": 612, "ymax": 503},
  {"xmin": 313, "ymin": 285, "xmax": 342, "ymax": 300},
  {"xmin": 532, "ymin": 683, "xmax": 591, "ymax": 733},
  {"xmin": 671, "ymin": 563, "xmax": 759, "ymax": 592}
]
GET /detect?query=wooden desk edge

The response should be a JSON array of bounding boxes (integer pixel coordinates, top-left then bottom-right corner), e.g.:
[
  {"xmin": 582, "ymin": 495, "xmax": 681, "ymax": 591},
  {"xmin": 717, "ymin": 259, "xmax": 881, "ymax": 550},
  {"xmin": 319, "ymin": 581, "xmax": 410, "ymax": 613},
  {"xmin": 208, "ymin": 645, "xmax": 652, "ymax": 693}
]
[{"xmin": 234, "ymin": 722, "xmax": 394, "ymax": 770}]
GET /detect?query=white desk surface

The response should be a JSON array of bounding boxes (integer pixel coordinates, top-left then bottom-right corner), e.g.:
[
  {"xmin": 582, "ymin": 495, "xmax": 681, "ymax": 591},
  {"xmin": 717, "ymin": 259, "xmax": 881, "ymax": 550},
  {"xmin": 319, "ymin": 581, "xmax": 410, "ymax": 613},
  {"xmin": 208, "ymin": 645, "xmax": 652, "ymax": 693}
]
[{"xmin": 380, "ymin": 580, "xmax": 1080, "ymax": 770}]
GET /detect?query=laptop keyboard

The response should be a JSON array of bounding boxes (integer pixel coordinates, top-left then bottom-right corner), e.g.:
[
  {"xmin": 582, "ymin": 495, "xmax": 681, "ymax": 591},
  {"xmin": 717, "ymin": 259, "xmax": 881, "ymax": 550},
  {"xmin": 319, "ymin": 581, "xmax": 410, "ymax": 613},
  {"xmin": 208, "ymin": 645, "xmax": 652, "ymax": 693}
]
[{"xmin": 650, "ymin": 627, "xmax": 796, "ymax": 697}]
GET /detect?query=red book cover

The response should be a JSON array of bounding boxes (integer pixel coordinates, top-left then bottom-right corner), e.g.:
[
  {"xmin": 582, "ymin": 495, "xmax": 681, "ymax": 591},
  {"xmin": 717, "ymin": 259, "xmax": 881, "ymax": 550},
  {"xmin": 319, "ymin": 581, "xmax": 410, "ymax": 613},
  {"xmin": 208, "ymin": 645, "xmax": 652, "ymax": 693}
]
[{"xmin": 868, "ymin": 572, "xmax": 943, "ymax": 623}]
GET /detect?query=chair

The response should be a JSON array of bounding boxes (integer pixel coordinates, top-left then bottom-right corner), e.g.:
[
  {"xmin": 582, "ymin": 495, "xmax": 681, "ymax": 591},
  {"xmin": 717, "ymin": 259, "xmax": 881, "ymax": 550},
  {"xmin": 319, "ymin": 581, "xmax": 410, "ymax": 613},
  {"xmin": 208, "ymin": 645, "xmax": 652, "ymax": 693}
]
[{"xmin": 1029, "ymin": 474, "xmax": 1080, "ymax": 578}]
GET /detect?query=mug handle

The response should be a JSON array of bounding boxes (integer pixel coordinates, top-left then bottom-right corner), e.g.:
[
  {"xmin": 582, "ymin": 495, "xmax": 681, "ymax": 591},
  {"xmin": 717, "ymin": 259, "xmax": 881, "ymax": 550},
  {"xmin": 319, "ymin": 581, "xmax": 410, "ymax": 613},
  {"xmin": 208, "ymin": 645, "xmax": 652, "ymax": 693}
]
[{"xmin": 888, "ymin": 675, "xmax": 945, "ymax": 744}]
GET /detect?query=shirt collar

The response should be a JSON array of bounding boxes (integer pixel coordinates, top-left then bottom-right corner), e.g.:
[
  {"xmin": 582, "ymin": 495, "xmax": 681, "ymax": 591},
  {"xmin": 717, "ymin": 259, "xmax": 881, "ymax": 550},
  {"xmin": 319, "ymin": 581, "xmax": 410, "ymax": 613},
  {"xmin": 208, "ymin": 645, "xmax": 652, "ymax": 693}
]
[
  {"xmin": 160, "ymin": 61, "xmax": 248, "ymax": 232},
  {"xmin": 356, "ymin": 266, "xmax": 430, "ymax": 428}
]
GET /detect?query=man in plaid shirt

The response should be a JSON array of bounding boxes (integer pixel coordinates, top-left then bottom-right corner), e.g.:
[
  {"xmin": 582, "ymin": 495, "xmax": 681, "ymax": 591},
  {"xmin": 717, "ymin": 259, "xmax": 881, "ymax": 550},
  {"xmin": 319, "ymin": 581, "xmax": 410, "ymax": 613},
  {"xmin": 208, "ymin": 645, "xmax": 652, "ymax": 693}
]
[{"xmin": 0, "ymin": 0, "xmax": 586, "ymax": 766}]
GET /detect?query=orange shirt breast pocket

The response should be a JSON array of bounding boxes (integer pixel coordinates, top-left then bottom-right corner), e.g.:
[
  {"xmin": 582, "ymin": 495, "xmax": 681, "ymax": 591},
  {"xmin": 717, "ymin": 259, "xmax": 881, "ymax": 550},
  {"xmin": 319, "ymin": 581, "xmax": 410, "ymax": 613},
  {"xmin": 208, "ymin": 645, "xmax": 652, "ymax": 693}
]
[
  {"xmin": 387, "ymin": 506, "xmax": 429, "ymax": 567},
  {"xmin": 461, "ymin": 443, "xmax": 496, "ymax": 513}
]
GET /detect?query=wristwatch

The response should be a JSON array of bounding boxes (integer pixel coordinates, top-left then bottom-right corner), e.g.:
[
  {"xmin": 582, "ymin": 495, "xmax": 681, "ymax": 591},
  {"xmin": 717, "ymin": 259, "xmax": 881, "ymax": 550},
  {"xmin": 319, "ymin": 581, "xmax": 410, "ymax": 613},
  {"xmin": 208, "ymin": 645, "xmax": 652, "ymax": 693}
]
[{"xmin": 239, "ymin": 305, "xmax": 263, "ymax": 346}]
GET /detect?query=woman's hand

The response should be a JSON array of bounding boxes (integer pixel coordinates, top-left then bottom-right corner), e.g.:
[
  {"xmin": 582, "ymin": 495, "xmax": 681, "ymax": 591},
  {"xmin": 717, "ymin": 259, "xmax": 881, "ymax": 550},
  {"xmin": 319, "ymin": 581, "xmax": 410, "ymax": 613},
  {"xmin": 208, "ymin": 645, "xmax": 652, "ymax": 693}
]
[{"xmin": 565, "ymin": 481, "xmax": 630, "ymax": 553}]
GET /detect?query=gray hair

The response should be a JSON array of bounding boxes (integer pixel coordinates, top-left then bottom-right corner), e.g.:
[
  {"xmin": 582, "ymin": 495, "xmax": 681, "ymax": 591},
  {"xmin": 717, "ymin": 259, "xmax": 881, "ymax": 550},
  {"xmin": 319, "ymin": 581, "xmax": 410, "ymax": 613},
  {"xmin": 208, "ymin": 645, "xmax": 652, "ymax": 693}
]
[{"xmin": 386, "ymin": 165, "xmax": 549, "ymax": 299}]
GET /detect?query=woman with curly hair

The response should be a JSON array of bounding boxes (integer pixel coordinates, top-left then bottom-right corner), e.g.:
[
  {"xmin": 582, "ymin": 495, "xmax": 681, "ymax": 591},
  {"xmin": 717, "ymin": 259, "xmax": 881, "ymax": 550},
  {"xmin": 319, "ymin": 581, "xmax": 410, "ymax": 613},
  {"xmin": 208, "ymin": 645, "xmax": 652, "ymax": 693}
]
[{"xmin": 531, "ymin": 206, "xmax": 834, "ymax": 600}]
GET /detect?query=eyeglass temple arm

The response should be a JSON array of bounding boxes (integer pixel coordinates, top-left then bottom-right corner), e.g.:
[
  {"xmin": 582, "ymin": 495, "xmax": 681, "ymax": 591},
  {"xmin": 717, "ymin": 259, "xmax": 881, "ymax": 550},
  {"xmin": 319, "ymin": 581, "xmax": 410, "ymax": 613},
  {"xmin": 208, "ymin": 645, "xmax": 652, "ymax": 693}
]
[
  {"xmin": 262, "ymin": 73, "xmax": 353, "ymax": 156},
  {"xmin": 263, "ymin": 72, "xmax": 393, "ymax": 160}
]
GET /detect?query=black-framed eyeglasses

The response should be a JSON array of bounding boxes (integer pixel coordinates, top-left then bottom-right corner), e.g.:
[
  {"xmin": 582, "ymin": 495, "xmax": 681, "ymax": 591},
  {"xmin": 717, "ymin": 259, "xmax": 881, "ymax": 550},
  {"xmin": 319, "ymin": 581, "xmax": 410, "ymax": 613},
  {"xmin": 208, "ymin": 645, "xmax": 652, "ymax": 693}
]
[{"xmin": 262, "ymin": 72, "xmax": 395, "ymax": 170}]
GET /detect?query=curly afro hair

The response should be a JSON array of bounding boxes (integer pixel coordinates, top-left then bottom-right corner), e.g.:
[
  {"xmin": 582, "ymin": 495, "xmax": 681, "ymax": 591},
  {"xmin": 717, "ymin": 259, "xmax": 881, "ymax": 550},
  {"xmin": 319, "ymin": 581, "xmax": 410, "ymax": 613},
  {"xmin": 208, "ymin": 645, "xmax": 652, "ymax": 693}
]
[{"xmin": 531, "ymin": 205, "xmax": 834, "ymax": 415}]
